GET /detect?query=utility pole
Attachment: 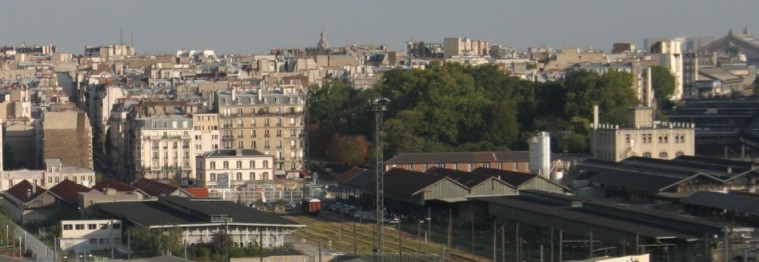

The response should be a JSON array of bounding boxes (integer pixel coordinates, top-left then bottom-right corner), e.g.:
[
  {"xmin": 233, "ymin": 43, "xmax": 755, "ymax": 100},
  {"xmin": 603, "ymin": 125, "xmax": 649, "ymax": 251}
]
[{"xmin": 370, "ymin": 97, "xmax": 389, "ymax": 257}]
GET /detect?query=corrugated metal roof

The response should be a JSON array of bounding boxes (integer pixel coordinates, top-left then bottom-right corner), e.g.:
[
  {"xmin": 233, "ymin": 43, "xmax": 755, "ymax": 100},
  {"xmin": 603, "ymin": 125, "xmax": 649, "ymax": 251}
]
[
  {"xmin": 426, "ymin": 167, "xmax": 490, "ymax": 188},
  {"xmin": 472, "ymin": 167, "xmax": 535, "ymax": 187},
  {"xmin": 383, "ymin": 168, "xmax": 450, "ymax": 196},
  {"xmin": 682, "ymin": 191, "xmax": 759, "ymax": 216}
]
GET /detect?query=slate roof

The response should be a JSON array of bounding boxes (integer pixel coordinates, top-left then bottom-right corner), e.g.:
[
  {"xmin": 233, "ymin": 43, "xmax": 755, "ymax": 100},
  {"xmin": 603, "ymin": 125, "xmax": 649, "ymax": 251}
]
[
  {"xmin": 681, "ymin": 191, "xmax": 759, "ymax": 216},
  {"xmin": 426, "ymin": 167, "xmax": 491, "ymax": 188},
  {"xmin": 383, "ymin": 168, "xmax": 447, "ymax": 195},
  {"xmin": 472, "ymin": 167, "xmax": 535, "ymax": 187},
  {"xmin": 385, "ymin": 151, "xmax": 534, "ymax": 164},
  {"xmin": 96, "ymin": 196, "xmax": 302, "ymax": 227},
  {"xmin": 203, "ymin": 149, "xmax": 268, "ymax": 158},
  {"xmin": 3, "ymin": 180, "xmax": 47, "ymax": 203},
  {"xmin": 133, "ymin": 179, "xmax": 178, "ymax": 197},
  {"xmin": 48, "ymin": 179, "xmax": 91, "ymax": 205},
  {"xmin": 92, "ymin": 178, "xmax": 139, "ymax": 192}
]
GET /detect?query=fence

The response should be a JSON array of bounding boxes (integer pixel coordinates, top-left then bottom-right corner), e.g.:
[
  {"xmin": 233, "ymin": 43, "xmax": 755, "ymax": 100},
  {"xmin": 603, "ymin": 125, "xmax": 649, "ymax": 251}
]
[
  {"xmin": 14, "ymin": 225, "xmax": 57, "ymax": 262},
  {"xmin": 327, "ymin": 253, "xmax": 441, "ymax": 262}
]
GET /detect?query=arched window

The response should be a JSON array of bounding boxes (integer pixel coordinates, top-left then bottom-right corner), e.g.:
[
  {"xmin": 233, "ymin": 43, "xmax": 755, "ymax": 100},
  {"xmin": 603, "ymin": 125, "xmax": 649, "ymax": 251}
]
[
  {"xmin": 642, "ymin": 152, "xmax": 652, "ymax": 158},
  {"xmin": 210, "ymin": 161, "xmax": 216, "ymax": 169},
  {"xmin": 210, "ymin": 173, "xmax": 216, "ymax": 181},
  {"xmin": 223, "ymin": 161, "xmax": 229, "ymax": 169},
  {"xmin": 263, "ymin": 172, "xmax": 269, "ymax": 180},
  {"xmin": 236, "ymin": 161, "xmax": 242, "ymax": 169},
  {"xmin": 249, "ymin": 172, "xmax": 255, "ymax": 180},
  {"xmin": 236, "ymin": 172, "xmax": 242, "ymax": 181},
  {"xmin": 675, "ymin": 151, "xmax": 684, "ymax": 157},
  {"xmin": 659, "ymin": 152, "xmax": 668, "ymax": 158}
]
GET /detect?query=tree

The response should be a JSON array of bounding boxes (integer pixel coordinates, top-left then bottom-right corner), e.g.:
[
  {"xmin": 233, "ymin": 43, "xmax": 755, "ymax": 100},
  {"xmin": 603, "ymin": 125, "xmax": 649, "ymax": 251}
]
[
  {"xmin": 650, "ymin": 65, "xmax": 676, "ymax": 108},
  {"xmin": 324, "ymin": 134, "xmax": 370, "ymax": 166},
  {"xmin": 564, "ymin": 69, "xmax": 638, "ymax": 124},
  {"xmin": 210, "ymin": 230, "xmax": 232, "ymax": 253}
]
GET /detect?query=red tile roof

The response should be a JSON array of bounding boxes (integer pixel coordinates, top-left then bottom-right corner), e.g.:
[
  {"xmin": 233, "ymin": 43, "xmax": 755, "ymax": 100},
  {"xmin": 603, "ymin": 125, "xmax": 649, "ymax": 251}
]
[
  {"xmin": 183, "ymin": 188, "xmax": 209, "ymax": 198},
  {"xmin": 133, "ymin": 179, "xmax": 178, "ymax": 197},
  {"xmin": 336, "ymin": 167, "xmax": 367, "ymax": 183},
  {"xmin": 48, "ymin": 179, "xmax": 91, "ymax": 205},
  {"xmin": 92, "ymin": 178, "xmax": 138, "ymax": 192},
  {"xmin": 4, "ymin": 180, "xmax": 47, "ymax": 203}
]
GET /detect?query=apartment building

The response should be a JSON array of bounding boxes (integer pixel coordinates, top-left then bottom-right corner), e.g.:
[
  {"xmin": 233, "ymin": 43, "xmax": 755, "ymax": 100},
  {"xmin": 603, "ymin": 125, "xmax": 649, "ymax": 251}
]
[
  {"xmin": 214, "ymin": 87, "xmax": 305, "ymax": 178},
  {"xmin": 130, "ymin": 115, "xmax": 196, "ymax": 181},
  {"xmin": 41, "ymin": 110, "xmax": 93, "ymax": 170},
  {"xmin": 443, "ymin": 37, "xmax": 490, "ymax": 58},
  {"xmin": 196, "ymin": 149, "xmax": 275, "ymax": 188},
  {"xmin": 192, "ymin": 111, "xmax": 220, "ymax": 156}
]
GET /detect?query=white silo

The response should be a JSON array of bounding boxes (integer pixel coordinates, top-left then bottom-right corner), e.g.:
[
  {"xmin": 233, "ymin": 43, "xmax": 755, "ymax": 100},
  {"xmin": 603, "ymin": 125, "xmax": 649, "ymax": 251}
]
[{"xmin": 529, "ymin": 131, "xmax": 551, "ymax": 178}]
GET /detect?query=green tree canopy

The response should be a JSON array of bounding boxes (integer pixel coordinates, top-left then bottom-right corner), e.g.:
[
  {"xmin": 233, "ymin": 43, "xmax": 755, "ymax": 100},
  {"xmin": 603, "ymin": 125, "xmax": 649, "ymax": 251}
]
[
  {"xmin": 307, "ymin": 63, "xmax": 642, "ymax": 165},
  {"xmin": 650, "ymin": 65, "xmax": 676, "ymax": 108}
]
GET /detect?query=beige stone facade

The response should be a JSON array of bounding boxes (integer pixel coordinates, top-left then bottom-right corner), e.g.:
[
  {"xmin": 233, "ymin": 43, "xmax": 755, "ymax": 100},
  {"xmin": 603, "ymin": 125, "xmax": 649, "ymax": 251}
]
[
  {"xmin": 215, "ymin": 87, "xmax": 305, "ymax": 177},
  {"xmin": 196, "ymin": 149, "xmax": 275, "ymax": 188},
  {"xmin": 132, "ymin": 115, "xmax": 196, "ymax": 180},
  {"xmin": 192, "ymin": 112, "xmax": 220, "ymax": 155},
  {"xmin": 592, "ymin": 106, "xmax": 695, "ymax": 162}
]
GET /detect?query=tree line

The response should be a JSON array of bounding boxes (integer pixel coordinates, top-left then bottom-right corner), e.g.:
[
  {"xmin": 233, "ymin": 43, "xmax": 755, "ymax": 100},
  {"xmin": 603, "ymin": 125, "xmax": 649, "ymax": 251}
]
[{"xmin": 307, "ymin": 62, "xmax": 674, "ymax": 168}]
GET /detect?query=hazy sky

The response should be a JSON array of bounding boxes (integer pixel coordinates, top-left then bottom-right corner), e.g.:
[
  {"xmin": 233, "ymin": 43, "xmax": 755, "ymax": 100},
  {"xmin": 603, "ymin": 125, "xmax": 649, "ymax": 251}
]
[{"xmin": 2, "ymin": 0, "xmax": 758, "ymax": 55}]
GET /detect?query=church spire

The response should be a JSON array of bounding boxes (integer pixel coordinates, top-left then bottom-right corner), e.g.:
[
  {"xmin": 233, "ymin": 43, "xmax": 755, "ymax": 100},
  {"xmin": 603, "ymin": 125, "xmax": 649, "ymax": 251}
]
[{"xmin": 317, "ymin": 28, "xmax": 330, "ymax": 51}]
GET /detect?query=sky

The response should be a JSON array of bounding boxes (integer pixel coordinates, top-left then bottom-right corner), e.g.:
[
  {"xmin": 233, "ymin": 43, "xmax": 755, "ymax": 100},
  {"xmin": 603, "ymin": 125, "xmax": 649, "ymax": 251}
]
[{"xmin": 1, "ymin": 0, "xmax": 758, "ymax": 55}]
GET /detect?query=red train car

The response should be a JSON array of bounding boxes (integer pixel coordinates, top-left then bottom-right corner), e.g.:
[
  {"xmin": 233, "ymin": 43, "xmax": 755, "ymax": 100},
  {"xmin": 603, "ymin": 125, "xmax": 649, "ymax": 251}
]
[{"xmin": 301, "ymin": 198, "xmax": 321, "ymax": 215}]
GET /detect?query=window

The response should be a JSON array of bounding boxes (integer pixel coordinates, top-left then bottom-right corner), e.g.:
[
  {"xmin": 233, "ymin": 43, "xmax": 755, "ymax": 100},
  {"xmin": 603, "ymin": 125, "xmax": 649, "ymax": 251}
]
[
  {"xmin": 676, "ymin": 151, "xmax": 685, "ymax": 157},
  {"xmin": 63, "ymin": 224, "xmax": 73, "ymax": 230},
  {"xmin": 223, "ymin": 161, "xmax": 229, "ymax": 169},
  {"xmin": 237, "ymin": 161, "xmax": 243, "ymax": 169},
  {"xmin": 100, "ymin": 224, "xmax": 108, "ymax": 229},
  {"xmin": 642, "ymin": 152, "xmax": 652, "ymax": 158},
  {"xmin": 210, "ymin": 173, "xmax": 216, "ymax": 181},
  {"xmin": 210, "ymin": 161, "xmax": 216, "ymax": 169},
  {"xmin": 659, "ymin": 152, "xmax": 668, "ymax": 158},
  {"xmin": 263, "ymin": 161, "xmax": 269, "ymax": 168},
  {"xmin": 113, "ymin": 223, "xmax": 120, "ymax": 230},
  {"xmin": 236, "ymin": 172, "xmax": 243, "ymax": 181},
  {"xmin": 658, "ymin": 135, "xmax": 668, "ymax": 143},
  {"xmin": 90, "ymin": 239, "xmax": 97, "ymax": 245},
  {"xmin": 625, "ymin": 134, "xmax": 630, "ymax": 144},
  {"xmin": 88, "ymin": 224, "xmax": 96, "ymax": 230},
  {"xmin": 75, "ymin": 224, "xmax": 85, "ymax": 230},
  {"xmin": 249, "ymin": 172, "xmax": 255, "ymax": 180},
  {"xmin": 249, "ymin": 161, "xmax": 255, "ymax": 168},
  {"xmin": 642, "ymin": 134, "xmax": 652, "ymax": 144}
]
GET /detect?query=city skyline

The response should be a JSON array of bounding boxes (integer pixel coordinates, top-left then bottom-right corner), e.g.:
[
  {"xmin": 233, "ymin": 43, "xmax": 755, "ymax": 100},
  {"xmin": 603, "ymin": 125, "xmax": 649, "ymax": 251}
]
[{"xmin": 1, "ymin": 0, "xmax": 758, "ymax": 54}]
